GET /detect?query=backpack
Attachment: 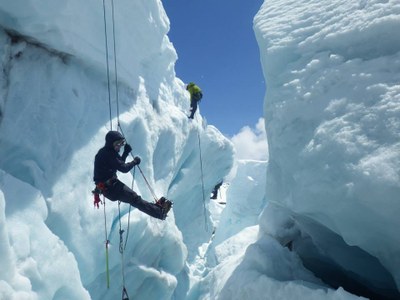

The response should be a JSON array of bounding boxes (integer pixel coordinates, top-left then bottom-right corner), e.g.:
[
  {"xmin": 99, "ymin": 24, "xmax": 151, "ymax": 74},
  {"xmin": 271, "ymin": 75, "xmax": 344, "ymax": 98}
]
[{"xmin": 193, "ymin": 91, "xmax": 203, "ymax": 102}]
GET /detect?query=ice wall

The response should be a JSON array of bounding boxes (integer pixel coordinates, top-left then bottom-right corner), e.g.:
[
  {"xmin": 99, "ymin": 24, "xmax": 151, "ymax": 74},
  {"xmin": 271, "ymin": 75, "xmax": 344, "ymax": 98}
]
[
  {"xmin": 0, "ymin": 0, "xmax": 173, "ymax": 86},
  {"xmin": 0, "ymin": 0, "xmax": 234, "ymax": 299},
  {"xmin": 254, "ymin": 0, "xmax": 400, "ymax": 298},
  {"xmin": 212, "ymin": 160, "xmax": 267, "ymax": 247},
  {"xmin": 187, "ymin": 159, "xmax": 363, "ymax": 300}
]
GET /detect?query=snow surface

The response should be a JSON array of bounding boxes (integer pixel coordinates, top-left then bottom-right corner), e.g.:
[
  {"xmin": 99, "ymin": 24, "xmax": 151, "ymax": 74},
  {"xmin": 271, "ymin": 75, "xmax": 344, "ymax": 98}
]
[
  {"xmin": 255, "ymin": 0, "xmax": 400, "ymax": 298},
  {"xmin": 0, "ymin": 0, "xmax": 398, "ymax": 299}
]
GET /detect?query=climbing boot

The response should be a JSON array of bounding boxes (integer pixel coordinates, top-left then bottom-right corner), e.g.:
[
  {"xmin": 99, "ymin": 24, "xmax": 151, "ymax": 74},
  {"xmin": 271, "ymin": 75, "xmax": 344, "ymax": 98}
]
[{"xmin": 156, "ymin": 197, "xmax": 173, "ymax": 220}]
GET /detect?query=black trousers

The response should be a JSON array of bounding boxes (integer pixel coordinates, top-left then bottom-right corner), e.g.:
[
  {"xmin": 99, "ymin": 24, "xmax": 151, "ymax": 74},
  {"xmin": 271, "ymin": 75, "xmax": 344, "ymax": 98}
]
[
  {"xmin": 103, "ymin": 180, "xmax": 163, "ymax": 220},
  {"xmin": 189, "ymin": 99, "xmax": 198, "ymax": 119},
  {"xmin": 211, "ymin": 182, "xmax": 223, "ymax": 199}
]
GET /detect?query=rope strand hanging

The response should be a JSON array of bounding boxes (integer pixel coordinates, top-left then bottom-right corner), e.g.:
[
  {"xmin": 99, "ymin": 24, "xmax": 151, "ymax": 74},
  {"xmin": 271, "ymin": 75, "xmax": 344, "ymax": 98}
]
[
  {"xmin": 197, "ymin": 130, "xmax": 209, "ymax": 231},
  {"xmin": 100, "ymin": 1, "xmax": 167, "ymax": 297},
  {"xmin": 118, "ymin": 125, "xmax": 159, "ymax": 204},
  {"xmin": 102, "ymin": 195, "xmax": 111, "ymax": 289},
  {"xmin": 102, "ymin": 0, "xmax": 113, "ymax": 130},
  {"xmin": 118, "ymin": 202, "xmax": 128, "ymax": 298},
  {"xmin": 103, "ymin": 0, "xmax": 159, "ymax": 205},
  {"xmin": 101, "ymin": 1, "xmax": 131, "ymax": 298},
  {"xmin": 110, "ymin": 0, "xmax": 121, "ymax": 127},
  {"xmin": 102, "ymin": 0, "xmax": 121, "ymax": 131},
  {"xmin": 115, "ymin": 160, "xmax": 135, "ymax": 300},
  {"xmin": 137, "ymin": 165, "xmax": 159, "ymax": 202}
]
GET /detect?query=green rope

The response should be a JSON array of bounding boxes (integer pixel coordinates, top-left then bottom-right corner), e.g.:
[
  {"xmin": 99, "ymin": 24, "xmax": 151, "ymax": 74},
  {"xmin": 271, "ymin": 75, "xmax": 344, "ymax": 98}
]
[{"xmin": 102, "ymin": 195, "xmax": 111, "ymax": 289}]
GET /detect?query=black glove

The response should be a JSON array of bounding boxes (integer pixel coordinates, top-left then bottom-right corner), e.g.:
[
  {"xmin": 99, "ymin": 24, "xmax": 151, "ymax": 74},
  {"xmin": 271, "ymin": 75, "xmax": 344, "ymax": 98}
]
[
  {"xmin": 123, "ymin": 143, "xmax": 132, "ymax": 154},
  {"xmin": 133, "ymin": 156, "xmax": 141, "ymax": 166}
]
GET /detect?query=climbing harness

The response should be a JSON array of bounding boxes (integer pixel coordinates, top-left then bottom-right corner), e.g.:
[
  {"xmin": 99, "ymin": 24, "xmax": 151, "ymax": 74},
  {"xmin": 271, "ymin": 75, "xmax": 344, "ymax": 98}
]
[{"xmin": 197, "ymin": 130, "xmax": 209, "ymax": 231}]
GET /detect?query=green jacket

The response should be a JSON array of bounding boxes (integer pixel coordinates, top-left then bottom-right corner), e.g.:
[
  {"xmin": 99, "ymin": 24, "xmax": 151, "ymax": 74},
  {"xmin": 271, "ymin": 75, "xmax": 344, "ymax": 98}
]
[{"xmin": 186, "ymin": 83, "xmax": 202, "ymax": 101}]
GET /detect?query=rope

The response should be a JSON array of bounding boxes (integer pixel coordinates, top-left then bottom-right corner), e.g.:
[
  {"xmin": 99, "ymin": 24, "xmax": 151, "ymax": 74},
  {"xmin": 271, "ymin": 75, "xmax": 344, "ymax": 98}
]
[
  {"xmin": 137, "ymin": 165, "xmax": 158, "ymax": 202},
  {"xmin": 117, "ymin": 201, "xmax": 128, "ymax": 298},
  {"xmin": 103, "ymin": 0, "xmax": 121, "ymax": 131},
  {"xmin": 122, "ymin": 287, "xmax": 129, "ymax": 300},
  {"xmin": 197, "ymin": 130, "xmax": 209, "ymax": 231},
  {"xmin": 102, "ymin": 0, "xmax": 113, "ymax": 131},
  {"xmin": 117, "ymin": 167, "xmax": 135, "ymax": 300},
  {"xmin": 102, "ymin": 2, "xmax": 128, "ymax": 296},
  {"xmin": 117, "ymin": 124, "xmax": 158, "ymax": 203},
  {"xmin": 125, "ymin": 167, "xmax": 134, "ymax": 250},
  {"xmin": 103, "ymin": 0, "xmax": 158, "ymax": 206},
  {"xmin": 118, "ymin": 202, "xmax": 125, "ymax": 254},
  {"xmin": 102, "ymin": 195, "xmax": 111, "ymax": 289},
  {"xmin": 110, "ymin": 0, "xmax": 121, "ymax": 127}
]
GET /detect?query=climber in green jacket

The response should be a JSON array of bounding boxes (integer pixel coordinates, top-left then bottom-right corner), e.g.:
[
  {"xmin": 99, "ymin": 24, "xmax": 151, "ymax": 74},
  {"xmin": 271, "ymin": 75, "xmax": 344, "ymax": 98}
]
[{"xmin": 186, "ymin": 82, "xmax": 203, "ymax": 119}]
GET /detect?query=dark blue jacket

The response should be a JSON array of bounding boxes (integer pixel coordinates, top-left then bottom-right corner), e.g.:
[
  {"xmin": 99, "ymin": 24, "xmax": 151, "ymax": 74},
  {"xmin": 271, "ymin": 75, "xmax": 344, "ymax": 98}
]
[{"xmin": 93, "ymin": 131, "xmax": 134, "ymax": 183}]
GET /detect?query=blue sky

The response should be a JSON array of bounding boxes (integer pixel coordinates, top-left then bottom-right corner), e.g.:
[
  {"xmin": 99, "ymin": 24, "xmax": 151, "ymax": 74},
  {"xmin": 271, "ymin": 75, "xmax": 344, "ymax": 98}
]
[{"xmin": 162, "ymin": 0, "xmax": 265, "ymax": 137}]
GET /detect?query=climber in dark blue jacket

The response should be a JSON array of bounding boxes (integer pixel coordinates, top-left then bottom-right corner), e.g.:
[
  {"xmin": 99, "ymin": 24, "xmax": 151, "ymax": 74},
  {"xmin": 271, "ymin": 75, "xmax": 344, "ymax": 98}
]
[{"xmin": 93, "ymin": 131, "xmax": 171, "ymax": 220}]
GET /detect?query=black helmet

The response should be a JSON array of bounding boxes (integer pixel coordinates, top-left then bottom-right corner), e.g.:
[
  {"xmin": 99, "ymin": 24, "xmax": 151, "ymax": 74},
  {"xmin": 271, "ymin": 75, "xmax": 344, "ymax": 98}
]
[{"xmin": 105, "ymin": 131, "xmax": 125, "ymax": 147}]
